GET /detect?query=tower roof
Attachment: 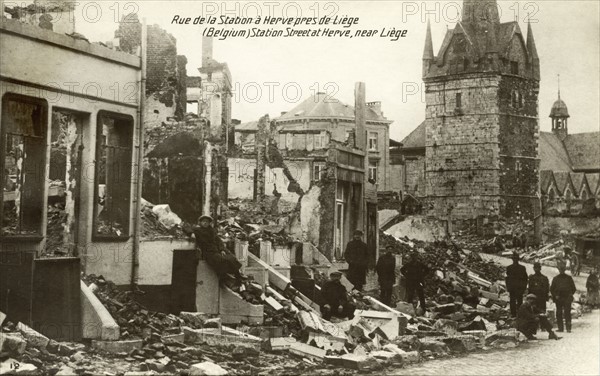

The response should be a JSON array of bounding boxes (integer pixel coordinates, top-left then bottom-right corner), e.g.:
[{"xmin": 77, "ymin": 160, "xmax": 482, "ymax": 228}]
[
  {"xmin": 550, "ymin": 98, "xmax": 570, "ymax": 118},
  {"xmin": 423, "ymin": 20, "xmax": 434, "ymax": 60}
]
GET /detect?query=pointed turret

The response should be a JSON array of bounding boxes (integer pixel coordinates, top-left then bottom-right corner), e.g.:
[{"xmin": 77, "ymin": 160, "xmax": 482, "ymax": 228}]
[
  {"xmin": 422, "ymin": 20, "xmax": 434, "ymax": 77},
  {"xmin": 526, "ymin": 21, "xmax": 540, "ymax": 79}
]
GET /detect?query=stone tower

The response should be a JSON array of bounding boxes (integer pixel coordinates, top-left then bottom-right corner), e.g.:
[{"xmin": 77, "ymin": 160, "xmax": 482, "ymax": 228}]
[{"xmin": 422, "ymin": 0, "xmax": 540, "ymax": 220}]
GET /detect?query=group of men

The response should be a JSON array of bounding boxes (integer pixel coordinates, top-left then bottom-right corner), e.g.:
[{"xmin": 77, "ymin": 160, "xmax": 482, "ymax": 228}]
[{"xmin": 507, "ymin": 252, "xmax": 579, "ymax": 340}]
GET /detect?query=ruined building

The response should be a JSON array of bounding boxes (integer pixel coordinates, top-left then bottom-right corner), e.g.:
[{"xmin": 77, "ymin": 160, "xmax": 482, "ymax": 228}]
[
  {"xmin": 397, "ymin": 0, "xmax": 542, "ymax": 220},
  {"xmin": 229, "ymin": 88, "xmax": 391, "ymax": 263}
]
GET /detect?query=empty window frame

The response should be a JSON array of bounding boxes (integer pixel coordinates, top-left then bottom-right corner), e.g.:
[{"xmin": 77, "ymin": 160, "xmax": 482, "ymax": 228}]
[
  {"xmin": 93, "ymin": 112, "xmax": 134, "ymax": 239},
  {"xmin": 313, "ymin": 162, "xmax": 325, "ymax": 181},
  {"xmin": 368, "ymin": 132, "xmax": 378, "ymax": 151},
  {"xmin": 1, "ymin": 94, "xmax": 47, "ymax": 237},
  {"xmin": 368, "ymin": 160, "xmax": 378, "ymax": 183}
]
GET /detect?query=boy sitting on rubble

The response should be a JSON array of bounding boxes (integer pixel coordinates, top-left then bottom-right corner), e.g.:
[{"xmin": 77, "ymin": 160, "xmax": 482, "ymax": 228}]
[
  {"xmin": 320, "ymin": 271, "xmax": 356, "ymax": 321},
  {"xmin": 183, "ymin": 215, "xmax": 246, "ymax": 289}
]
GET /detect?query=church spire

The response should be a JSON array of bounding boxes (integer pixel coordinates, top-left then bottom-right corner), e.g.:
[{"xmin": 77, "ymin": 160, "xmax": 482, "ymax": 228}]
[
  {"xmin": 422, "ymin": 20, "xmax": 434, "ymax": 77},
  {"xmin": 423, "ymin": 20, "xmax": 434, "ymax": 60},
  {"xmin": 462, "ymin": 0, "xmax": 500, "ymax": 24},
  {"xmin": 526, "ymin": 19, "xmax": 540, "ymax": 80},
  {"xmin": 557, "ymin": 74, "xmax": 561, "ymax": 100}
]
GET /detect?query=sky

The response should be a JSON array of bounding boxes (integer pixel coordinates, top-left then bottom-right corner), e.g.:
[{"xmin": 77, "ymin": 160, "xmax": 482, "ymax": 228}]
[{"xmin": 22, "ymin": 0, "xmax": 600, "ymax": 141}]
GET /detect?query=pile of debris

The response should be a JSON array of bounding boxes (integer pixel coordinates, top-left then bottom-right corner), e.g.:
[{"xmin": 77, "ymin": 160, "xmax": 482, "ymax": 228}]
[
  {"xmin": 140, "ymin": 199, "xmax": 186, "ymax": 239},
  {"xmin": 81, "ymin": 274, "xmax": 183, "ymax": 340}
]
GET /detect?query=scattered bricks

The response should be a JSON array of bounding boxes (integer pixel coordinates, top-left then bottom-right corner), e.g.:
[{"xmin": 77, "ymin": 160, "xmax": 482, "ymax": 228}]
[
  {"xmin": 432, "ymin": 319, "xmax": 458, "ymax": 336},
  {"xmin": 189, "ymin": 361, "xmax": 228, "ymax": 375},
  {"xmin": 264, "ymin": 296, "xmax": 284, "ymax": 311},
  {"xmin": 183, "ymin": 327, "xmax": 262, "ymax": 352},
  {"xmin": 258, "ymin": 326, "xmax": 284, "ymax": 339},
  {"xmin": 92, "ymin": 339, "xmax": 143, "ymax": 354},
  {"xmin": 395, "ymin": 302, "xmax": 415, "ymax": 316},
  {"xmin": 58, "ymin": 343, "xmax": 77, "ymax": 356},
  {"xmin": 46, "ymin": 340, "xmax": 60, "ymax": 354},
  {"xmin": 306, "ymin": 331, "xmax": 346, "ymax": 352},
  {"xmin": 265, "ymin": 337, "xmax": 295, "ymax": 352},
  {"xmin": 369, "ymin": 350, "xmax": 403, "ymax": 365},
  {"xmin": 332, "ymin": 353, "xmax": 382, "ymax": 371},
  {"xmin": 203, "ymin": 318, "xmax": 222, "ymax": 330},
  {"xmin": 179, "ymin": 312, "xmax": 210, "ymax": 328},
  {"xmin": 433, "ymin": 303, "xmax": 456, "ymax": 314},
  {"xmin": 399, "ymin": 350, "xmax": 420, "ymax": 364},
  {"xmin": 393, "ymin": 335, "xmax": 419, "ymax": 351},
  {"xmin": 289, "ymin": 342, "xmax": 326, "ymax": 362},
  {"xmin": 16, "ymin": 323, "xmax": 50, "ymax": 350},
  {"xmin": 141, "ymin": 359, "xmax": 166, "ymax": 373},
  {"xmin": 0, "ymin": 333, "xmax": 26, "ymax": 356},
  {"xmin": 442, "ymin": 335, "xmax": 478, "ymax": 352},
  {"xmin": 232, "ymin": 345, "xmax": 260, "ymax": 360},
  {"xmin": 70, "ymin": 351, "xmax": 85, "ymax": 362},
  {"xmin": 461, "ymin": 330, "xmax": 486, "ymax": 347},
  {"xmin": 161, "ymin": 332, "xmax": 185, "ymax": 343},
  {"xmin": 419, "ymin": 338, "xmax": 449, "ymax": 355}
]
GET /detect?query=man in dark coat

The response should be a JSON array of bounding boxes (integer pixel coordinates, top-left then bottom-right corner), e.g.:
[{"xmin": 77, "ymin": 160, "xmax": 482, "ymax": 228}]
[
  {"xmin": 551, "ymin": 265, "xmax": 577, "ymax": 332},
  {"xmin": 184, "ymin": 215, "xmax": 244, "ymax": 285},
  {"xmin": 376, "ymin": 246, "xmax": 396, "ymax": 305},
  {"xmin": 528, "ymin": 262, "xmax": 550, "ymax": 312},
  {"xmin": 517, "ymin": 294, "xmax": 561, "ymax": 340},
  {"xmin": 506, "ymin": 252, "xmax": 528, "ymax": 317},
  {"xmin": 320, "ymin": 272, "xmax": 355, "ymax": 321},
  {"xmin": 400, "ymin": 252, "xmax": 429, "ymax": 312},
  {"xmin": 343, "ymin": 230, "xmax": 369, "ymax": 291}
]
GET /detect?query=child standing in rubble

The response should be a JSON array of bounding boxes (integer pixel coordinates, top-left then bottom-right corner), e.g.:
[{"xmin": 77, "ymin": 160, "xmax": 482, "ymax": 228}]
[{"xmin": 184, "ymin": 215, "xmax": 246, "ymax": 288}]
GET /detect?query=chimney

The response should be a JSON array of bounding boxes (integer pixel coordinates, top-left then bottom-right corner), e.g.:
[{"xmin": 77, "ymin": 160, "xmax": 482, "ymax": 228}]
[
  {"xmin": 354, "ymin": 82, "xmax": 366, "ymax": 150},
  {"xmin": 202, "ymin": 36, "xmax": 213, "ymax": 67}
]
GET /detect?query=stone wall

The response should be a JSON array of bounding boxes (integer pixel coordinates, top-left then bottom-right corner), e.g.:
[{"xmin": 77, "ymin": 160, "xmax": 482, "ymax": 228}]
[
  {"xmin": 424, "ymin": 75, "xmax": 502, "ymax": 219},
  {"xmin": 497, "ymin": 75, "xmax": 540, "ymax": 218}
]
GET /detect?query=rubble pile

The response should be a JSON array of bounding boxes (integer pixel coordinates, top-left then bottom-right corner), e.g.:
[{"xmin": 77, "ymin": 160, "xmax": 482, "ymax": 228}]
[
  {"xmin": 220, "ymin": 199, "xmax": 301, "ymax": 247},
  {"xmin": 81, "ymin": 274, "xmax": 183, "ymax": 340},
  {"xmin": 141, "ymin": 199, "xmax": 186, "ymax": 239}
]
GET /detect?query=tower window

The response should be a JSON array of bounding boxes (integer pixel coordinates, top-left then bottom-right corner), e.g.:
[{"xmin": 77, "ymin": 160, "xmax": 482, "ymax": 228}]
[
  {"xmin": 510, "ymin": 61, "xmax": 519, "ymax": 75},
  {"xmin": 456, "ymin": 93, "xmax": 462, "ymax": 108}
]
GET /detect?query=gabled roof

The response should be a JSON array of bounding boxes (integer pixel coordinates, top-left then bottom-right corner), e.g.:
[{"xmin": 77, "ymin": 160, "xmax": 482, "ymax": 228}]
[
  {"xmin": 235, "ymin": 121, "xmax": 258, "ymax": 132},
  {"xmin": 540, "ymin": 170, "xmax": 555, "ymax": 194},
  {"xmin": 586, "ymin": 173, "xmax": 600, "ymax": 194},
  {"xmin": 570, "ymin": 172, "xmax": 586, "ymax": 195},
  {"xmin": 553, "ymin": 171, "xmax": 574, "ymax": 195},
  {"xmin": 539, "ymin": 132, "xmax": 572, "ymax": 171},
  {"xmin": 276, "ymin": 93, "xmax": 390, "ymax": 123},
  {"xmin": 563, "ymin": 132, "xmax": 600, "ymax": 171},
  {"xmin": 400, "ymin": 121, "xmax": 426, "ymax": 149}
]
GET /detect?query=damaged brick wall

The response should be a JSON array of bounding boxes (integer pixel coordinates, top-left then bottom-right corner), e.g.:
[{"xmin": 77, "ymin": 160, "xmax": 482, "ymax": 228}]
[
  {"xmin": 115, "ymin": 15, "xmax": 187, "ymax": 124},
  {"xmin": 316, "ymin": 160, "xmax": 338, "ymax": 261}
]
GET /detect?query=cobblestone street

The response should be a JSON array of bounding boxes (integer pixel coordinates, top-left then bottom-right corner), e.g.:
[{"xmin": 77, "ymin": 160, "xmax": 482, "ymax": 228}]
[{"xmin": 387, "ymin": 309, "xmax": 600, "ymax": 376}]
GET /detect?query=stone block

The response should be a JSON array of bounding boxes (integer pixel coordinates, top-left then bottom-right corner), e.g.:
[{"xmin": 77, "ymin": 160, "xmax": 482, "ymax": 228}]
[
  {"xmin": 16, "ymin": 322, "xmax": 50, "ymax": 350},
  {"xmin": 189, "ymin": 361, "xmax": 228, "ymax": 375},
  {"xmin": 289, "ymin": 342, "xmax": 326, "ymax": 361},
  {"xmin": 0, "ymin": 333, "xmax": 27, "ymax": 355},
  {"xmin": 179, "ymin": 312, "xmax": 211, "ymax": 328},
  {"xmin": 91, "ymin": 339, "xmax": 143, "ymax": 354}
]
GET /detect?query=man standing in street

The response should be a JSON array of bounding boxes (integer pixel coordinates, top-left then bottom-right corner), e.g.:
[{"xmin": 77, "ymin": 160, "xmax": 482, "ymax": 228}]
[
  {"xmin": 551, "ymin": 265, "xmax": 577, "ymax": 332},
  {"xmin": 400, "ymin": 252, "xmax": 429, "ymax": 313},
  {"xmin": 517, "ymin": 294, "xmax": 561, "ymax": 341},
  {"xmin": 320, "ymin": 271, "xmax": 355, "ymax": 321},
  {"xmin": 376, "ymin": 246, "xmax": 396, "ymax": 306},
  {"xmin": 506, "ymin": 252, "xmax": 528, "ymax": 317},
  {"xmin": 586, "ymin": 267, "xmax": 599, "ymax": 309},
  {"xmin": 343, "ymin": 230, "xmax": 369, "ymax": 291},
  {"xmin": 528, "ymin": 262, "xmax": 550, "ymax": 312}
]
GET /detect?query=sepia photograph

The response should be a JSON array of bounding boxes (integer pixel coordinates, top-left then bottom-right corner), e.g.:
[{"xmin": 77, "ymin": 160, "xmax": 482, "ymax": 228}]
[{"xmin": 0, "ymin": 0, "xmax": 599, "ymax": 374}]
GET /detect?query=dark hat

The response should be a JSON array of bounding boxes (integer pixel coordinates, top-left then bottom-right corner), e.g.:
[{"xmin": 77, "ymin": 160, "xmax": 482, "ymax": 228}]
[
  {"xmin": 533, "ymin": 262, "xmax": 542, "ymax": 268},
  {"xmin": 330, "ymin": 271, "xmax": 342, "ymax": 278},
  {"xmin": 353, "ymin": 230, "xmax": 363, "ymax": 236},
  {"xmin": 526, "ymin": 293, "xmax": 537, "ymax": 300}
]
